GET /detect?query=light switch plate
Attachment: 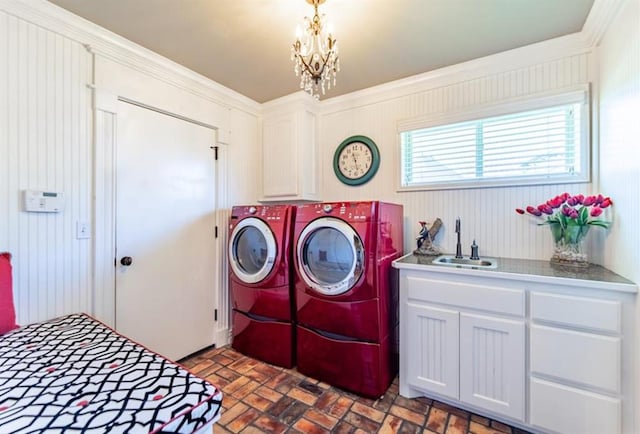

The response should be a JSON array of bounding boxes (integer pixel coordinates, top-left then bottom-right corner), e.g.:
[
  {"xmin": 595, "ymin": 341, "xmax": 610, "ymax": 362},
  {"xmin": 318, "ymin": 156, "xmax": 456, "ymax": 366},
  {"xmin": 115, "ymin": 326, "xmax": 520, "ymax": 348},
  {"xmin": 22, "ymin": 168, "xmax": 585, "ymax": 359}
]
[{"xmin": 76, "ymin": 221, "xmax": 90, "ymax": 239}]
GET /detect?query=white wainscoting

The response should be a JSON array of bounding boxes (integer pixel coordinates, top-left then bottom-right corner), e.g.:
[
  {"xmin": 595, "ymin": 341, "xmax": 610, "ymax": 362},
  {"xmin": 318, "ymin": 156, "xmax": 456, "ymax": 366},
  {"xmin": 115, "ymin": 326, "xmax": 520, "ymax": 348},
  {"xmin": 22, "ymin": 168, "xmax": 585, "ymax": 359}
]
[
  {"xmin": 0, "ymin": 11, "xmax": 93, "ymax": 325},
  {"xmin": 0, "ymin": 4, "xmax": 260, "ymax": 338},
  {"xmin": 598, "ymin": 0, "xmax": 640, "ymax": 286},
  {"xmin": 319, "ymin": 52, "xmax": 596, "ymax": 261},
  {"xmin": 597, "ymin": 3, "xmax": 640, "ymax": 433}
]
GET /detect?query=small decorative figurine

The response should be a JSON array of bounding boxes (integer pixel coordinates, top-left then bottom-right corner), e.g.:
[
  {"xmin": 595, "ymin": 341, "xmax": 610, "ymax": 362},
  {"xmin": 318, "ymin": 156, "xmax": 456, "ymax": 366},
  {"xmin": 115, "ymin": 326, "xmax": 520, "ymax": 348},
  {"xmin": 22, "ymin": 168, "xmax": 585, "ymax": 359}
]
[{"xmin": 414, "ymin": 218, "xmax": 443, "ymax": 256}]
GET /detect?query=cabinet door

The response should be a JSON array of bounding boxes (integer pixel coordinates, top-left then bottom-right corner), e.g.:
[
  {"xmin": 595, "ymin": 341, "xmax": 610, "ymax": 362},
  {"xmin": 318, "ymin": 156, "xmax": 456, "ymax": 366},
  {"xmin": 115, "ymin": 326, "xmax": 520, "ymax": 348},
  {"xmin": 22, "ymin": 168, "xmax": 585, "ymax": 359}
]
[
  {"xmin": 261, "ymin": 99, "xmax": 319, "ymax": 202},
  {"xmin": 460, "ymin": 313, "xmax": 525, "ymax": 421},
  {"xmin": 262, "ymin": 114, "xmax": 298, "ymax": 198},
  {"xmin": 406, "ymin": 303, "xmax": 459, "ymax": 399}
]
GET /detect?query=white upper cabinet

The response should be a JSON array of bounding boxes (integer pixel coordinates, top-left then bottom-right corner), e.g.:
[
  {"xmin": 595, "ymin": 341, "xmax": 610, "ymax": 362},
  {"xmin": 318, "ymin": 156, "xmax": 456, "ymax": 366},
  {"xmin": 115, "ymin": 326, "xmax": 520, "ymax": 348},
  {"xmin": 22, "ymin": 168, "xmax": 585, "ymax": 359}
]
[{"xmin": 260, "ymin": 92, "xmax": 320, "ymax": 202}]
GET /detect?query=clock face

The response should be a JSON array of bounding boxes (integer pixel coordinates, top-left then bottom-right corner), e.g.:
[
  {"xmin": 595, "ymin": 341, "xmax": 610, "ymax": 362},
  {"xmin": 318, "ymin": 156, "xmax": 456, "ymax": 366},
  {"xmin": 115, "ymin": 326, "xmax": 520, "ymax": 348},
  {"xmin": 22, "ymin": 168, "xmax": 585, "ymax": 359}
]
[
  {"xmin": 338, "ymin": 141, "xmax": 373, "ymax": 179},
  {"xmin": 333, "ymin": 135, "xmax": 380, "ymax": 186}
]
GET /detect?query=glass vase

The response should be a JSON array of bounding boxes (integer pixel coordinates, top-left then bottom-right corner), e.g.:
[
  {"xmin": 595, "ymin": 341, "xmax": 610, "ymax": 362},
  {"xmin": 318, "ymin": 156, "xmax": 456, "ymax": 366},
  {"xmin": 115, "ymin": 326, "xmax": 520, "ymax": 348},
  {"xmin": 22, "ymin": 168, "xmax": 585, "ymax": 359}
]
[{"xmin": 550, "ymin": 238, "xmax": 588, "ymax": 268}]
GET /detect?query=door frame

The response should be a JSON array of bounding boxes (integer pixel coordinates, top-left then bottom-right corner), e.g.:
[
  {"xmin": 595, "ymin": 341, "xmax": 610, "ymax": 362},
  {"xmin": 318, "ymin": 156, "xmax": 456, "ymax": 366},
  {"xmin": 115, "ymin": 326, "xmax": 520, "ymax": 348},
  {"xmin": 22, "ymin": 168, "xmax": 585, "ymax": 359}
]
[{"xmin": 93, "ymin": 89, "xmax": 231, "ymax": 346}]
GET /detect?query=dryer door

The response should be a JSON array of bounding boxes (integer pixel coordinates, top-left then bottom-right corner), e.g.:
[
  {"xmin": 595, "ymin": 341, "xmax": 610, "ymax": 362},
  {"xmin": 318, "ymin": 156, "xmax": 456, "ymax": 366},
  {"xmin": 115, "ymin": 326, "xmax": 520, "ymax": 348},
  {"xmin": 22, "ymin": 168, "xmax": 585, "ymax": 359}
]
[
  {"xmin": 229, "ymin": 217, "xmax": 277, "ymax": 284},
  {"xmin": 297, "ymin": 217, "xmax": 364, "ymax": 296}
]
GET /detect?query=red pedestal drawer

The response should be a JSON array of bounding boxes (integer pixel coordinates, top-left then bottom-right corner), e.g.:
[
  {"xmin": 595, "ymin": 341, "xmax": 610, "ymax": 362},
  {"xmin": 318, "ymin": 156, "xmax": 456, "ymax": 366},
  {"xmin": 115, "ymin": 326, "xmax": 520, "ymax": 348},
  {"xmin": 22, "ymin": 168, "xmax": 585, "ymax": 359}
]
[
  {"xmin": 232, "ymin": 310, "xmax": 294, "ymax": 368},
  {"xmin": 296, "ymin": 325, "xmax": 395, "ymax": 398}
]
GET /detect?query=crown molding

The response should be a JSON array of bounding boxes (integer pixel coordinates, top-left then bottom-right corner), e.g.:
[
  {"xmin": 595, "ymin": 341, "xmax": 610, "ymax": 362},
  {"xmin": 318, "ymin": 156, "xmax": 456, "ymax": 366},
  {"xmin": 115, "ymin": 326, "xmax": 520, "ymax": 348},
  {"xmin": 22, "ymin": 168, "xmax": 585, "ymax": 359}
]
[
  {"xmin": 318, "ymin": 32, "xmax": 593, "ymax": 114},
  {"xmin": 261, "ymin": 91, "xmax": 320, "ymax": 114},
  {"xmin": 582, "ymin": 0, "xmax": 627, "ymax": 48},
  {"xmin": 0, "ymin": 0, "xmax": 261, "ymax": 115},
  {"xmin": 1, "ymin": 0, "xmax": 623, "ymax": 117},
  {"xmin": 304, "ymin": 0, "xmax": 625, "ymax": 114}
]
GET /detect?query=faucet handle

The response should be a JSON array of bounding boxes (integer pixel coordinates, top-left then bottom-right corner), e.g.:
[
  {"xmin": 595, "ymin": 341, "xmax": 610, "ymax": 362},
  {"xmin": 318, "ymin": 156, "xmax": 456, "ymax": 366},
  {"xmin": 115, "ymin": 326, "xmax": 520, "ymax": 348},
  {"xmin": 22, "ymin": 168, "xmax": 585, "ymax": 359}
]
[
  {"xmin": 455, "ymin": 218, "xmax": 461, "ymax": 232},
  {"xmin": 470, "ymin": 239, "xmax": 480, "ymax": 260}
]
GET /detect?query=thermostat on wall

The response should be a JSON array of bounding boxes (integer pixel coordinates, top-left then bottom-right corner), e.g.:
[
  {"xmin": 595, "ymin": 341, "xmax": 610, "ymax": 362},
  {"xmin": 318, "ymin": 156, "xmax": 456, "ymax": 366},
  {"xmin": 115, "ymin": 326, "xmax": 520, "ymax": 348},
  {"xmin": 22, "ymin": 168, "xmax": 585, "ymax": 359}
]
[{"xmin": 23, "ymin": 190, "xmax": 64, "ymax": 213}]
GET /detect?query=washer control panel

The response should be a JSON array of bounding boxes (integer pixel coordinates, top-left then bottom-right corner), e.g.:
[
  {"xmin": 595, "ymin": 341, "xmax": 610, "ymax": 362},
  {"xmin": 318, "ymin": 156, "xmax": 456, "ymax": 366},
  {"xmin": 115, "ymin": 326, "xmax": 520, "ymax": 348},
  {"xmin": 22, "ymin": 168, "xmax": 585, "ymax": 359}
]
[
  {"xmin": 231, "ymin": 205, "xmax": 288, "ymax": 222},
  {"xmin": 302, "ymin": 202, "xmax": 373, "ymax": 221}
]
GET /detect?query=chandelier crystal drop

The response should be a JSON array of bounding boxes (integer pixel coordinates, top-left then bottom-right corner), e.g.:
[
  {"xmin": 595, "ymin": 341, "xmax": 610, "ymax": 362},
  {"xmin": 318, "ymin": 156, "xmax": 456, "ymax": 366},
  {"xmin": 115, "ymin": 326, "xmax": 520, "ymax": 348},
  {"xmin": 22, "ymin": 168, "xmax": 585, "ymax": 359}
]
[{"xmin": 291, "ymin": 0, "xmax": 339, "ymax": 99}]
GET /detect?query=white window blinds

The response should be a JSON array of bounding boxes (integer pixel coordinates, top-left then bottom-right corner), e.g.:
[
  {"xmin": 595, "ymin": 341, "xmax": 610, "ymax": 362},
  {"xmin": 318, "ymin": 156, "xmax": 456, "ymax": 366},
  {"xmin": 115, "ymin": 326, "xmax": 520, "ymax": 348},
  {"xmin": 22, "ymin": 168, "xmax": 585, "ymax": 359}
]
[{"xmin": 399, "ymin": 93, "xmax": 589, "ymax": 190}]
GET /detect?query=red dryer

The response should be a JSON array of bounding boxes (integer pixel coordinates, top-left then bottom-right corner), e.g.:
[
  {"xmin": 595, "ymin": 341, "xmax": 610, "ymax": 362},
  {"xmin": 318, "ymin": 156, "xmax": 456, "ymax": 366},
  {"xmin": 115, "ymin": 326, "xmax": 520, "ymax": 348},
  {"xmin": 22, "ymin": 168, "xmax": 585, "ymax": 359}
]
[
  {"xmin": 293, "ymin": 201, "xmax": 403, "ymax": 398},
  {"xmin": 229, "ymin": 205, "xmax": 295, "ymax": 368}
]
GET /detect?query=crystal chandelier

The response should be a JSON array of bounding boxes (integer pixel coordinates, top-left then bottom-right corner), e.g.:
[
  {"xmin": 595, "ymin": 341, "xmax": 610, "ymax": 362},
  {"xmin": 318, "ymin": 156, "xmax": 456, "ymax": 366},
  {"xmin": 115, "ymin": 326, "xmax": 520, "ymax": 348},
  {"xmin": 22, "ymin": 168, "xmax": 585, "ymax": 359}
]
[{"xmin": 291, "ymin": 0, "xmax": 340, "ymax": 99}]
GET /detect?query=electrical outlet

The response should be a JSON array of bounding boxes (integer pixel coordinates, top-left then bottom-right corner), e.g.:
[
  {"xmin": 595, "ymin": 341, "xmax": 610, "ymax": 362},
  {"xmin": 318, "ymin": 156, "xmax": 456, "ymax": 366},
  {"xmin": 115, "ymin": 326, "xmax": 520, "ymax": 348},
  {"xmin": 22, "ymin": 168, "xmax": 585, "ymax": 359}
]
[{"xmin": 76, "ymin": 221, "xmax": 90, "ymax": 239}]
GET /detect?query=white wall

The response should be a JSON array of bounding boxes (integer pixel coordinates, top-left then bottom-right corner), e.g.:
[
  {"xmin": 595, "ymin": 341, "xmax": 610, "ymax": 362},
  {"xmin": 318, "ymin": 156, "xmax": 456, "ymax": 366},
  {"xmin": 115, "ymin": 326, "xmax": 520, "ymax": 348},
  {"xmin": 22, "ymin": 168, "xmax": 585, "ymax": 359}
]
[
  {"xmin": 2, "ymin": 0, "xmax": 636, "ymax": 333},
  {"xmin": 0, "ymin": 10, "xmax": 93, "ymax": 325},
  {"xmin": 597, "ymin": 1, "xmax": 640, "ymax": 432},
  {"xmin": 598, "ymin": 0, "xmax": 640, "ymax": 285},
  {"xmin": 0, "ymin": 1, "xmax": 261, "ymax": 330},
  {"xmin": 227, "ymin": 108, "xmax": 260, "ymax": 207},
  {"xmin": 318, "ymin": 42, "xmax": 597, "ymax": 261}
]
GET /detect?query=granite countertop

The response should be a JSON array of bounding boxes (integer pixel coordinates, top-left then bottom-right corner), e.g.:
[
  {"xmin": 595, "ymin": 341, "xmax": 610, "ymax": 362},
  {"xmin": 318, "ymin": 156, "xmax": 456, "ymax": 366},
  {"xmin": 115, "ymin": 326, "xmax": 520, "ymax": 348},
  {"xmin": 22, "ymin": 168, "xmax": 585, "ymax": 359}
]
[{"xmin": 393, "ymin": 253, "xmax": 638, "ymax": 294}]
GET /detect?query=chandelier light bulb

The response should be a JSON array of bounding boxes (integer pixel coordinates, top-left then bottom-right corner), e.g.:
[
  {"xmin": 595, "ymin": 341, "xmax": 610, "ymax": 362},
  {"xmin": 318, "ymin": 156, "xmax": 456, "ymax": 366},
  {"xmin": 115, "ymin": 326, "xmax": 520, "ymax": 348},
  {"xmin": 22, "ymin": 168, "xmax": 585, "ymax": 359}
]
[{"xmin": 291, "ymin": 0, "xmax": 339, "ymax": 99}]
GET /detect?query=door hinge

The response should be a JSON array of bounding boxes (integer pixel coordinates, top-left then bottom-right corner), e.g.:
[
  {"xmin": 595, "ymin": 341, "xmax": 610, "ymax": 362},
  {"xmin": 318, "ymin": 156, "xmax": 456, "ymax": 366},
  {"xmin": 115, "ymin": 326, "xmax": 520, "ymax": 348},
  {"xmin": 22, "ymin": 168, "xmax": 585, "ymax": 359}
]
[
  {"xmin": 214, "ymin": 146, "xmax": 219, "ymax": 160},
  {"xmin": 215, "ymin": 226, "xmax": 219, "ymax": 238},
  {"xmin": 214, "ymin": 309, "xmax": 218, "ymax": 321}
]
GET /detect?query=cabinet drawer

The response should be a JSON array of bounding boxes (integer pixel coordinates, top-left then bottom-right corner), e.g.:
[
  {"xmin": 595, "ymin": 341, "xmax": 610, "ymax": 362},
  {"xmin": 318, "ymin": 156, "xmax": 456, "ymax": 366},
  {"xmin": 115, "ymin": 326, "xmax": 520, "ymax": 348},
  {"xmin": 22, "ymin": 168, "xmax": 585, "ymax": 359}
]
[
  {"xmin": 530, "ymin": 378, "xmax": 620, "ymax": 434},
  {"xmin": 530, "ymin": 325, "xmax": 620, "ymax": 393},
  {"xmin": 407, "ymin": 276, "xmax": 524, "ymax": 316},
  {"xmin": 531, "ymin": 292, "xmax": 620, "ymax": 333}
]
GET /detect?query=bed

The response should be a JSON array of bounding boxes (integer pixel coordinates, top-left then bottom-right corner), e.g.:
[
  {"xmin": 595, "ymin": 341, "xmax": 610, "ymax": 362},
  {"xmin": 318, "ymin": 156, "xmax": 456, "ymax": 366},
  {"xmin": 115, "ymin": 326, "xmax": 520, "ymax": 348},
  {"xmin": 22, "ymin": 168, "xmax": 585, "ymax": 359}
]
[{"xmin": 0, "ymin": 313, "xmax": 223, "ymax": 433}]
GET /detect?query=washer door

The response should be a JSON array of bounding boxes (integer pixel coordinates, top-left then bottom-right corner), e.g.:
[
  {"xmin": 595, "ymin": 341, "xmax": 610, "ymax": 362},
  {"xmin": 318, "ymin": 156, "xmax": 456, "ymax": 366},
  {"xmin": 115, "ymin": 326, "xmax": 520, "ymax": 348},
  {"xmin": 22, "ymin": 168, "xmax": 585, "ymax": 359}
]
[
  {"xmin": 229, "ymin": 217, "xmax": 277, "ymax": 284},
  {"xmin": 297, "ymin": 217, "xmax": 364, "ymax": 296}
]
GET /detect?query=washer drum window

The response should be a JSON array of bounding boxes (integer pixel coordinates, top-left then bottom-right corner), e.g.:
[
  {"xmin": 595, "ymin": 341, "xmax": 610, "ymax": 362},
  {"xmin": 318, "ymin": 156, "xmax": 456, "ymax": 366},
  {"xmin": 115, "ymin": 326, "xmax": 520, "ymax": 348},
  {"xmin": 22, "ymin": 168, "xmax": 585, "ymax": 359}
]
[
  {"xmin": 229, "ymin": 217, "xmax": 277, "ymax": 284},
  {"xmin": 297, "ymin": 217, "xmax": 364, "ymax": 296}
]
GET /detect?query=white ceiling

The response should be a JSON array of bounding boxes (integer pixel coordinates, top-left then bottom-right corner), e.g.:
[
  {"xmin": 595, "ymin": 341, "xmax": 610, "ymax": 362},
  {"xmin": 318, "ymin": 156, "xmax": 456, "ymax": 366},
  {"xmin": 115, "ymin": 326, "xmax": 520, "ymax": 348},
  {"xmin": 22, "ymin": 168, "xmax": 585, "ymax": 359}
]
[{"xmin": 47, "ymin": 0, "xmax": 595, "ymax": 103}]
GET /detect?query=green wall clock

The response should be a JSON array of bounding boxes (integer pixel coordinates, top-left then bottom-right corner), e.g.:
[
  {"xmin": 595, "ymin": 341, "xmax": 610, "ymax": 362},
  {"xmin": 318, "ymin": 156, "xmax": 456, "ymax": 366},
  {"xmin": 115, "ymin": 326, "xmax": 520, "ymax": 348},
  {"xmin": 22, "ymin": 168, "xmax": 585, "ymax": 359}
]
[{"xmin": 333, "ymin": 135, "xmax": 380, "ymax": 186}]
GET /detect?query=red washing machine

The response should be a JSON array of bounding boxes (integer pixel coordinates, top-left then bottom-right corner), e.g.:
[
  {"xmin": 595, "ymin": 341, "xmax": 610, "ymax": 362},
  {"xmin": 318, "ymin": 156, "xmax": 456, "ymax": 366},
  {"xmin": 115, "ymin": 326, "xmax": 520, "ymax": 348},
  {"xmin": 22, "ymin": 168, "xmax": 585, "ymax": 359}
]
[
  {"xmin": 229, "ymin": 205, "xmax": 295, "ymax": 368},
  {"xmin": 293, "ymin": 201, "xmax": 403, "ymax": 398}
]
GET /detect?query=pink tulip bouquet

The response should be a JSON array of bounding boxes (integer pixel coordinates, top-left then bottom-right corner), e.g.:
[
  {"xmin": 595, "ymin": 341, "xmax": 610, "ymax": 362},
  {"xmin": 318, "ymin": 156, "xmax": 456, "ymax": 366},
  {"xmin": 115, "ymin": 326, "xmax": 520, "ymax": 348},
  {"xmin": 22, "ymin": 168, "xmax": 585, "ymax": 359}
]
[{"xmin": 516, "ymin": 193, "xmax": 612, "ymax": 266}]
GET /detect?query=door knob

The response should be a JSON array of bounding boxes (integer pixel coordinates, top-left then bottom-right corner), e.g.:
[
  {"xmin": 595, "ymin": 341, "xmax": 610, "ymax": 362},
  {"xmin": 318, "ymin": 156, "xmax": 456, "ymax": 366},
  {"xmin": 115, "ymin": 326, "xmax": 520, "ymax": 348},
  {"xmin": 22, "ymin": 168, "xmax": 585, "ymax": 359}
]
[{"xmin": 120, "ymin": 256, "xmax": 133, "ymax": 266}]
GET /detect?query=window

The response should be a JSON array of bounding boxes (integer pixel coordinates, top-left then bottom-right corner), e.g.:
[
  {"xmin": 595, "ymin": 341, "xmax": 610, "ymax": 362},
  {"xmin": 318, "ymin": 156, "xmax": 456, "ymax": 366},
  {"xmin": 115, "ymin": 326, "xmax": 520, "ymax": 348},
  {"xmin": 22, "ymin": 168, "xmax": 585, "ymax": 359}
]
[{"xmin": 399, "ymin": 90, "xmax": 590, "ymax": 190}]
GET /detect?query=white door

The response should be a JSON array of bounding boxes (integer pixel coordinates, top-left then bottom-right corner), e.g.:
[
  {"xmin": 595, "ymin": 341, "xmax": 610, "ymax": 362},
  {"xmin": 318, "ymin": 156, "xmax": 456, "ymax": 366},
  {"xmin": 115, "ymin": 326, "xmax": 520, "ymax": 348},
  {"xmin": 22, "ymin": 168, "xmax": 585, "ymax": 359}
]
[{"xmin": 115, "ymin": 100, "xmax": 217, "ymax": 361}]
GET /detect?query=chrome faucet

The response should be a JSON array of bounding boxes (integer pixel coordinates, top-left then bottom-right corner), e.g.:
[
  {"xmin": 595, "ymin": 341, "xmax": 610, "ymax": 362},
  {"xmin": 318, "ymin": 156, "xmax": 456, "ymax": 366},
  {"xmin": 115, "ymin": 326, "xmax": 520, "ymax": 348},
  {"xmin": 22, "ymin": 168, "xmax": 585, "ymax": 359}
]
[{"xmin": 455, "ymin": 218, "xmax": 463, "ymax": 259}]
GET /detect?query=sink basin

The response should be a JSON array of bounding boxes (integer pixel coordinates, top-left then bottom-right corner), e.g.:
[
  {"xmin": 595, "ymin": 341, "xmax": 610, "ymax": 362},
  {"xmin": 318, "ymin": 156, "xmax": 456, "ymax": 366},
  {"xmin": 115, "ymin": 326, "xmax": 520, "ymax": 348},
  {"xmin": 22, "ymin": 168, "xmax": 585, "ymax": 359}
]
[{"xmin": 432, "ymin": 255, "xmax": 498, "ymax": 269}]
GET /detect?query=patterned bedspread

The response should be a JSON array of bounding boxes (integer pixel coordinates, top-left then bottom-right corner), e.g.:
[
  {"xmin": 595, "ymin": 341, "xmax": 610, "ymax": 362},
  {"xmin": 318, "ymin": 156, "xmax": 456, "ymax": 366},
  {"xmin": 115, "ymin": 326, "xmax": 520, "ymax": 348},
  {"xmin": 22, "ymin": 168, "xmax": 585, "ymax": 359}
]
[{"xmin": 0, "ymin": 313, "xmax": 222, "ymax": 433}]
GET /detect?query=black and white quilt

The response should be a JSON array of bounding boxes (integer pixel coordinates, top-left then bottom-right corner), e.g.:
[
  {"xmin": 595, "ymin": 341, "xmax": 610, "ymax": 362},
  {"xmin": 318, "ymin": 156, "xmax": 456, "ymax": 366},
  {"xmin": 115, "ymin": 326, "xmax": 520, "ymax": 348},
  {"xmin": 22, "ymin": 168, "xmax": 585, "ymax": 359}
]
[{"xmin": 0, "ymin": 313, "xmax": 222, "ymax": 433}]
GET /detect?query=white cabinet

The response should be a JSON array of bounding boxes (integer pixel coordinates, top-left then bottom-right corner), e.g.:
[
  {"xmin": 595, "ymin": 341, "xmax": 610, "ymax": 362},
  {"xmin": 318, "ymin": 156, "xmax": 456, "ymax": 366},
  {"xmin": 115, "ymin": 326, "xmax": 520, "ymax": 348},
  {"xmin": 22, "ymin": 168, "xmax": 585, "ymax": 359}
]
[
  {"xmin": 394, "ymin": 257, "xmax": 637, "ymax": 434},
  {"xmin": 529, "ymin": 292, "xmax": 623, "ymax": 434},
  {"xmin": 406, "ymin": 303, "xmax": 459, "ymax": 399},
  {"xmin": 260, "ymin": 92, "xmax": 320, "ymax": 202},
  {"xmin": 402, "ymin": 274, "xmax": 526, "ymax": 421},
  {"xmin": 459, "ymin": 313, "xmax": 525, "ymax": 420}
]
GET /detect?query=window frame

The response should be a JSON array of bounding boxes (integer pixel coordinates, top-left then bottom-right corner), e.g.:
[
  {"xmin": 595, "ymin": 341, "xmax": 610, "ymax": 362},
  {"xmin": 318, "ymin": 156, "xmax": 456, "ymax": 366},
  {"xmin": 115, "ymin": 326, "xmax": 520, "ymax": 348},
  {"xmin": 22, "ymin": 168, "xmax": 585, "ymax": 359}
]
[{"xmin": 396, "ymin": 86, "xmax": 591, "ymax": 192}]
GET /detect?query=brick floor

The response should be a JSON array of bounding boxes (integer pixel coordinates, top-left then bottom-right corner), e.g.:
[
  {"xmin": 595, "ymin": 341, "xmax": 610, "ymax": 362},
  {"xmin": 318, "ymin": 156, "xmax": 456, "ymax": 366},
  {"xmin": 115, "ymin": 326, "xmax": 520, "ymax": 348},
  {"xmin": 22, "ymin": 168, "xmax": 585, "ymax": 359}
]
[{"xmin": 181, "ymin": 346, "xmax": 532, "ymax": 434}]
